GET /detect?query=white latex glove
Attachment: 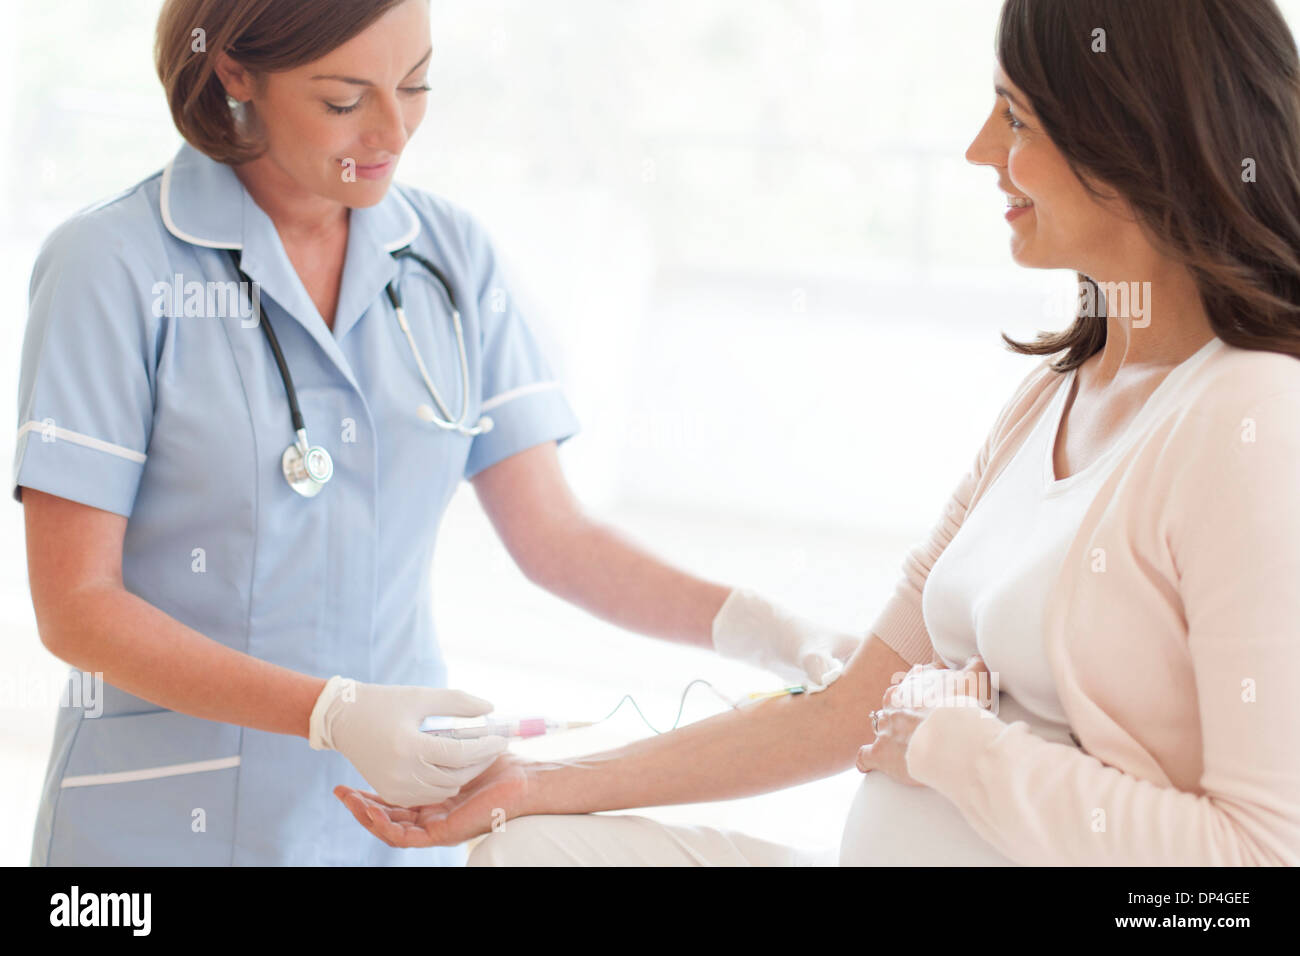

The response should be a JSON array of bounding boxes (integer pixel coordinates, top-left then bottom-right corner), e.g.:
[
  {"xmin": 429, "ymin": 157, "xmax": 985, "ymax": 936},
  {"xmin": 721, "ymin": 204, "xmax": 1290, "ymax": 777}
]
[
  {"xmin": 710, "ymin": 589, "xmax": 863, "ymax": 693},
  {"xmin": 308, "ymin": 676, "xmax": 509, "ymax": 808}
]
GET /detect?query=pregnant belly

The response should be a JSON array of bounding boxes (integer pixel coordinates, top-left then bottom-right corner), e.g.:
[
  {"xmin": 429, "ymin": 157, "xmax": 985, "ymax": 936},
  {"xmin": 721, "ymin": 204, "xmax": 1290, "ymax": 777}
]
[
  {"xmin": 838, "ymin": 693, "xmax": 1075, "ymax": 866},
  {"xmin": 838, "ymin": 772, "xmax": 1015, "ymax": 866}
]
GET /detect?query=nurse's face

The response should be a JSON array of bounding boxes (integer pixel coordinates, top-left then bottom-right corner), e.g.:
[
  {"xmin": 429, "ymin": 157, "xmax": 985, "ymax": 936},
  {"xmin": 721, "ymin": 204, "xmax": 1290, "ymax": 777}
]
[
  {"xmin": 964, "ymin": 63, "xmax": 1129, "ymax": 273},
  {"xmin": 228, "ymin": 0, "xmax": 432, "ymax": 209}
]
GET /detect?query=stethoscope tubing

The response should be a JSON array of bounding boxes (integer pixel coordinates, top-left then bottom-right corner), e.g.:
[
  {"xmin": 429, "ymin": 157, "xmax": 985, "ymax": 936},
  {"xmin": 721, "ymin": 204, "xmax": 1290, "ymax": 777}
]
[
  {"xmin": 225, "ymin": 244, "xmax": 489, "ymax": 497},
  {"xmin": 228, "ymin": 249, "xmax": 306, "ymax": 437},
  {"xmin": 386, "ymin": 247, "xmax": 472, "ymax": 430}
]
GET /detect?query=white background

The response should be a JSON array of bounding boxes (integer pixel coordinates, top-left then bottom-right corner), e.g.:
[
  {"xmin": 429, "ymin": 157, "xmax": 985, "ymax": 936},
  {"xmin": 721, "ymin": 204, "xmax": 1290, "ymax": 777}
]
[{"xmin": 5, "ymin": 0, "xmax": 1296, "ymax": 865}]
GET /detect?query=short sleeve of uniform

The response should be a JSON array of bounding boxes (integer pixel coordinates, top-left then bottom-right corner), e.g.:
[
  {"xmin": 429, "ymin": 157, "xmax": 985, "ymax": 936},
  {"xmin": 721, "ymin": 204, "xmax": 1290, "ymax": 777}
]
[
  {"xmin": 11, "ymin": 215, "xmax": 159, "ymax": 517},
  {"xmin": 458, "ymin": 214, "xmax": 580, "ymax": 480}
]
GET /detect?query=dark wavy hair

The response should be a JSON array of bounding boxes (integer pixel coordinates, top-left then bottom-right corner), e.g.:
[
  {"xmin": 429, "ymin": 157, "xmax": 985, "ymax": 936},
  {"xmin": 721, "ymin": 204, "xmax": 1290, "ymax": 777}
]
[
  {"xmin": 996, "ymin": 0, "xmax": 1300, "ymax": 370},
  {"xmin": 155, "ymin": 0, "xmax": 410, "ymax": 165}
]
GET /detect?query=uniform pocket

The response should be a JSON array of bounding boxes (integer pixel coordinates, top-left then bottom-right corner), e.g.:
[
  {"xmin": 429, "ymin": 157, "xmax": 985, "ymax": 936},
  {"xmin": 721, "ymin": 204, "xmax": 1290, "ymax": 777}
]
[{"xmin": 46, "ymin": 709, "xmax": 241, "ymax": 866}]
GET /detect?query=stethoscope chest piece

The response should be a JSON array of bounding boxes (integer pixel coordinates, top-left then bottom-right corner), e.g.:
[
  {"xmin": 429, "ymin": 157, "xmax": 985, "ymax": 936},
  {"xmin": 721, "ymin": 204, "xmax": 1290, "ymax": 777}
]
[{"xmin": 283, "ymin": 436, "xmax": 333, "ymax": 498}]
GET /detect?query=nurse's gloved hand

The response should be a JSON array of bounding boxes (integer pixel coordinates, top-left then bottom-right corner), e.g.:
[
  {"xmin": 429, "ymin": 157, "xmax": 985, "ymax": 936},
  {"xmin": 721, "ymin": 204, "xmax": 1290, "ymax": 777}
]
[
  {"xmin": 710, "ymin": 589, "xmax": 862, "ymax": 693},
  {"xmin": 308, "ymin": 676, "xmax": 509, "ymax": 808}
]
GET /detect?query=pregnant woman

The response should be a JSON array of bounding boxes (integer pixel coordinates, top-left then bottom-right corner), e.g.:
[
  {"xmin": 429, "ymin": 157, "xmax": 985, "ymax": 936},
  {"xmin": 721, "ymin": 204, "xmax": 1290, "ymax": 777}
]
[{"xmin": 339, "ymin": 0, "xmax": 1300, "ymax": 866}]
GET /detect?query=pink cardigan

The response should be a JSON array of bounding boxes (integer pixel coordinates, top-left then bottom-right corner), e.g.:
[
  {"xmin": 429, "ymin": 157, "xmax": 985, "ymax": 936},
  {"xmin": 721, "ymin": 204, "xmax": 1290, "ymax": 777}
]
[{"xmin": 872, "ymin": 338, "xmax": 1300, "ymax": 865}]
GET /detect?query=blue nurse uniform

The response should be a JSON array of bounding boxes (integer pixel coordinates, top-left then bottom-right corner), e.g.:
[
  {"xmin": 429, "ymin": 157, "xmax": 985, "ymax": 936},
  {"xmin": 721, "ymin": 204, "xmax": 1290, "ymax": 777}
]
[{"xmin": 12, "ymin": 142, "xmax": 580, "ymax": 865}]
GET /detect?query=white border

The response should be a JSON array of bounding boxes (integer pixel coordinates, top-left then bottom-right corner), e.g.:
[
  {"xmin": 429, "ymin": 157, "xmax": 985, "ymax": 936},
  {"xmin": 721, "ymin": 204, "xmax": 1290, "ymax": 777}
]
[
  {"xmin": 480, "ymin": 381, "xmax": 562, "ymax": 413},
  {"xmin": 61, "ymin": 756, "xmax": 241, "ymax": 788},
  {"xmin": 18, "ymin": 420, "xmax": 146, "ymax": 464}
]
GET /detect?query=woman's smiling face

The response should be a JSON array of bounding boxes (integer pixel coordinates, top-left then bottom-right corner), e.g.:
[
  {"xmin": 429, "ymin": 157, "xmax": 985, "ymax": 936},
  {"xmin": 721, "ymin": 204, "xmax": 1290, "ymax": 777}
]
[
  {"xmin": 965, "ymin": 63, "xmax": 1131, "ymax": 274},
  {"xmin": 218, "ymin": 0, "xmax": 432, "ymax": 209}
]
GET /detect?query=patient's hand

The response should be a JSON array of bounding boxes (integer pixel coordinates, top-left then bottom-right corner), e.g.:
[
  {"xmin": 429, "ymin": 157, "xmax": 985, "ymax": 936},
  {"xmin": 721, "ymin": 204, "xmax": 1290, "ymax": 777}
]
[
  {"xmin": 886, "ymin": 654, "xmax": 996, "ymax": 711},
  {"xmin": 334, "ymin": 753, "xmax": 532, "ymax": 848},
  {"xmin": 856, "ymin": 655, "xmax": 992, "ymax": 786}
]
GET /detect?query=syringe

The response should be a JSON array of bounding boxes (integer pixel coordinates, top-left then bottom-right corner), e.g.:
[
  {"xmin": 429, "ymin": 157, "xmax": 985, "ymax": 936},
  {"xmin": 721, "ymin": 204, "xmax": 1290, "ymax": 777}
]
[
  {"xmin": 421, "ymin": 716, "xmax": 595, "ymax": 740},
  {"xmin": 421, "ymin": 683, "xmax": 806, "ymax": 741}
]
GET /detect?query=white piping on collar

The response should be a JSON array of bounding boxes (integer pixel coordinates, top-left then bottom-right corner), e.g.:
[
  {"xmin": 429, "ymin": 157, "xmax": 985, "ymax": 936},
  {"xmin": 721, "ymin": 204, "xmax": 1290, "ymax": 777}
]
[
  {"xmin": 160, "ymin": 157, "xmax": 240, "ymax": 249},
  {"xmin": 383, "ymin": 185, "xmax": 422, "ymax": 251},
  {"xmin": 159, "ymin": 152, "xmax": 423, "ymax": 253}
]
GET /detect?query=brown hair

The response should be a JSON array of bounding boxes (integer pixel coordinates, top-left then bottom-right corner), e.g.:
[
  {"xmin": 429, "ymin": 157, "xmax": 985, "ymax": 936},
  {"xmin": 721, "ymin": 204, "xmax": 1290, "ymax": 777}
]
[
  {"xmin": 995, "ymin": 0, "xmax": 1300, "ymax": 369},
  {"xmin": 155, "ymin": 0, "xmax": 411, "ymax": 165}
]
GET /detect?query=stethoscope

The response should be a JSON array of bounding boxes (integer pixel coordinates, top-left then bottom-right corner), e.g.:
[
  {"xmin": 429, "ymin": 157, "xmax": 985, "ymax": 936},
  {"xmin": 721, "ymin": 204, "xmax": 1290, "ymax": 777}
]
[{"xmin": 227, "ymin": 246, "xmax": 493, "ymax": 498}]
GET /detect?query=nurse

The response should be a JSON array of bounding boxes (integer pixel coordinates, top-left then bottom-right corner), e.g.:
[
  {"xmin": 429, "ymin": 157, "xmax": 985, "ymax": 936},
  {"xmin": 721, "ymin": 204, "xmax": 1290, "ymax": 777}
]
[{"xmin": 13, "ymin": 0, "xmax": 857, "ymax": 866}]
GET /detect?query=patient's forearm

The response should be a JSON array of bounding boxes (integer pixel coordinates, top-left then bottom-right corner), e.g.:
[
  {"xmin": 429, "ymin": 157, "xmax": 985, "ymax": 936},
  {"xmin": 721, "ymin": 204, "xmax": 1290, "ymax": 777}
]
[{"xmin": 523, "ymin": 634, "xmax": 908, "ymax": 815}]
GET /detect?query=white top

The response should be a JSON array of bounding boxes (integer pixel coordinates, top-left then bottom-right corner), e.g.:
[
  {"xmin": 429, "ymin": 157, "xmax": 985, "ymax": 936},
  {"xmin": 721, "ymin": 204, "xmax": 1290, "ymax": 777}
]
[{"xmin": 839, "ymin": 340, "xmax": 1221, "ymax": 865}]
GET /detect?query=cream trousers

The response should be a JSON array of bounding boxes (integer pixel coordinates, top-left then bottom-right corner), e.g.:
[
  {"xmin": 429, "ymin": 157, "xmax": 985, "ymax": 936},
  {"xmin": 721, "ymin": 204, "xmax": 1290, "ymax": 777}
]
[{"xmin": 467, "ymin": 813, "xmax": 837, "ymax": 866}]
